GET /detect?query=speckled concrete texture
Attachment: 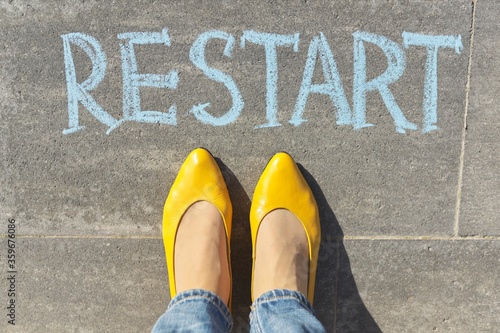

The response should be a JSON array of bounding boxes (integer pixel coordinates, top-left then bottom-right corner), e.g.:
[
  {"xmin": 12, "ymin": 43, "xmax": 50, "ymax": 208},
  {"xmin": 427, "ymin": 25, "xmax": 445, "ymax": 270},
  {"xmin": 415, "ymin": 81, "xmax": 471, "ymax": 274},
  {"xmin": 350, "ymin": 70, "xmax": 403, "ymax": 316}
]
[
  {"xmin": 1, "ymin": 0, "xmax": 498, "ymax": 332},
  {"xmin": 460, "ymin": 0, "xmax": 500, "ymax": 236}
]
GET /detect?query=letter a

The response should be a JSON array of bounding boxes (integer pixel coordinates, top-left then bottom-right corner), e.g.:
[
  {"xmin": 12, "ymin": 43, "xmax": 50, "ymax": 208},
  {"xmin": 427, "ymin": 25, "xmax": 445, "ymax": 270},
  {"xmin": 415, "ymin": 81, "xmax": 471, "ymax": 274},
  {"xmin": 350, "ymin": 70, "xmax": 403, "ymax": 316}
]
[{"xmin": 291, "ymin": 33, "xmax": 352, "ymax": 126}]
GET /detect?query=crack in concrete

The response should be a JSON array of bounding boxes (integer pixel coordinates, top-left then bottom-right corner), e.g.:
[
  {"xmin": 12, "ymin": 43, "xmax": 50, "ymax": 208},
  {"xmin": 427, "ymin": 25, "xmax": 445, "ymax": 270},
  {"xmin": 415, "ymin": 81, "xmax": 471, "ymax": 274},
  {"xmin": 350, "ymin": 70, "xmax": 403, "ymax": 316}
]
[{"xmin": 454, "ymin": 0, "xmax": 477, "ymax": 238}]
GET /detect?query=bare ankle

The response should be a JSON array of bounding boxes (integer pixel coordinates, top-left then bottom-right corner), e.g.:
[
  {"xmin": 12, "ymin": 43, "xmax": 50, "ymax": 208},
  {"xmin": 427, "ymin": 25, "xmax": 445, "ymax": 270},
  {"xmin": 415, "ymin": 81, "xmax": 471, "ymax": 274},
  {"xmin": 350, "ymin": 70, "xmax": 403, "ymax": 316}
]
[
  {"xmin": 174, "ymin": 201, "xmax": 231, "ymax": 304},
  {"xmin": 253, "ymin": 209, "xmax": 309, "ymax": 300}
]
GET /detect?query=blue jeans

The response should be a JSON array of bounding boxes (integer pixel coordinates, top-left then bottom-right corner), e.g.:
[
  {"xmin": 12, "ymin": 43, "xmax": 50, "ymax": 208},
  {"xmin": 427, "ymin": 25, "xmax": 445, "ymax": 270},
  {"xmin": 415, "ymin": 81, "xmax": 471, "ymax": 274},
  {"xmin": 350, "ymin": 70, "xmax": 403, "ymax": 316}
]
[{"xmin": 151, "ymin": 289, "xmax": 327, "ymax": 333}]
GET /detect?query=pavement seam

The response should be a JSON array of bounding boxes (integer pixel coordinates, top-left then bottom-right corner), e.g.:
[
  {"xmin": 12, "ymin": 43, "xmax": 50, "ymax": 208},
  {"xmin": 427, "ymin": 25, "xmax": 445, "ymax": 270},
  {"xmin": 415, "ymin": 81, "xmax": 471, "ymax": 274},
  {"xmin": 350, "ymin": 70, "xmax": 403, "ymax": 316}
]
[
  {"xmin": 3, "ymin": 235, "xmax": 500, "ymax": 240},
  {"xmin": 0, "ymin": 235, "xmax": 162, "ymax": 239},
  {"xmin": 341, "ymin": 235, "xmax": 500, "ymax": 240},
  {"xmin": 454, "ymin": 0, "xmax": 477, "ymax": 237}
]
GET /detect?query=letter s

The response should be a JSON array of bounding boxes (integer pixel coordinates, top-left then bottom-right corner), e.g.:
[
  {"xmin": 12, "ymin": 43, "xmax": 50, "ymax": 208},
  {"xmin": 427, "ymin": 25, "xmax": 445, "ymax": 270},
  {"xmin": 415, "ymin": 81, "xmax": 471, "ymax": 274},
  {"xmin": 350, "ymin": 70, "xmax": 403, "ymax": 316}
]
[{"xmin": 189, "ymin": 30, "xmax": 244, "ymax": 126}]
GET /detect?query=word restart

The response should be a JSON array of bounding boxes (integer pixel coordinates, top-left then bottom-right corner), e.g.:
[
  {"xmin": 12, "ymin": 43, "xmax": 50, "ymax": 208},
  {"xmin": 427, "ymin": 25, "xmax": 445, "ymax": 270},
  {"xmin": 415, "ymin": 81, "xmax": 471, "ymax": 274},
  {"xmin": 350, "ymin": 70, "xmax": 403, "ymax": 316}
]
[{"xmin": 61, "ymin": 28, "xmax": 463, "ymax": 135}]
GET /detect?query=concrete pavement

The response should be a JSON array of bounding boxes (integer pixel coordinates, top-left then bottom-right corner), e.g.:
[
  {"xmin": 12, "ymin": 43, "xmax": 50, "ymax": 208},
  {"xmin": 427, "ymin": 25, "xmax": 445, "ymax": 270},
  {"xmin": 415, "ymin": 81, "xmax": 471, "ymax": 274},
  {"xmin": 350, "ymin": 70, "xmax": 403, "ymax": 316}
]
[{"xmin": 1, "ymin": 0, "xmax": 498, "ymax": 331}]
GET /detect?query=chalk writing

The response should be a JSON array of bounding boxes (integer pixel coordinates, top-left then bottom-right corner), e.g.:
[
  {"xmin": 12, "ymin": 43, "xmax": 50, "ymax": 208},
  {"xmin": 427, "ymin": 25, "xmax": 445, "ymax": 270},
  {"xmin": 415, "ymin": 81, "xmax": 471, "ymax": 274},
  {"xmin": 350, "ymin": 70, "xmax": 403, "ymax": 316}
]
[
  {"xmin": 402, "ymin": 32, "xmax": 463, "ymax": 133},
  {"xmin": 118, "ymin": 28, "xmax": 178, "ymax": 129},
  {"xmin": 240, "ymin": 31, "xmax": 300, "ymax": 128},
  {"xmin": 291, "ymin": 32, "xmax": 351, "ymax": 127},
  {"xmin": 62, "ymin": 33, "xmax": 118, "ymax": 134},
  {"xmin": 189, "ymin": 30, "xmax": 243, "ymax": 126},
  {"xmin": 61, "ymin": 28, "xmax": 463, "ymax": 134}
]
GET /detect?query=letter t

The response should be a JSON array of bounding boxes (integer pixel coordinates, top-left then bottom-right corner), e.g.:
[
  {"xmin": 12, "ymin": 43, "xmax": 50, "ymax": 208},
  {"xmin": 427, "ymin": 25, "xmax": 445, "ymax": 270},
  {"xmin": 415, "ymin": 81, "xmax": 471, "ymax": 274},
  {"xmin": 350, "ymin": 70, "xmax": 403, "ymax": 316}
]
[{"xmin": 403, "ymin": 32, "xmax": 463, "ymax": 133}]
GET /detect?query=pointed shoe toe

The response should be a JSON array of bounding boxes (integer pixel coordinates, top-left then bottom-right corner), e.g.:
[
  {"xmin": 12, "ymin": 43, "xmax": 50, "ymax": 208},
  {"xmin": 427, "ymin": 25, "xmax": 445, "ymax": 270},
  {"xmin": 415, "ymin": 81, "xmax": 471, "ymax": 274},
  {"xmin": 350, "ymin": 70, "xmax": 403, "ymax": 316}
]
[
  {"xmin": 162, "ymin": 148, "xmax": 232, "ymax": 302},
  {"xmin": 250, "ymin": 152, "xmax": 320, "ymax": 304}
]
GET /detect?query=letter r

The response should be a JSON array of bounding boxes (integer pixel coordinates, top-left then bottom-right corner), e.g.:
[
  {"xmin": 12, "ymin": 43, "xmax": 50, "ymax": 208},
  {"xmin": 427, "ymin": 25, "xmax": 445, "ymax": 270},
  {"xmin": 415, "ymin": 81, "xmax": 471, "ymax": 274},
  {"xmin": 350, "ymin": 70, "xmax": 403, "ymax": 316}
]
[
  {"xmin": 61, "ymin": 33, "xmax": 119, "ymax": 134},
  {"xmin": 353, "ymin": 31, "xmax": 417, "ymax": 133}
]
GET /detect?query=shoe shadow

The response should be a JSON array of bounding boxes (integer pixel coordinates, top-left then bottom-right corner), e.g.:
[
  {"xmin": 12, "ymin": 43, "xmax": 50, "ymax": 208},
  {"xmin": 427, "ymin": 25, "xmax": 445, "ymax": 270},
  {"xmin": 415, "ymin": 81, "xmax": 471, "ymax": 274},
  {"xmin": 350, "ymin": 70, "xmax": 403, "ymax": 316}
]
[
  {"xmin": 215, "ymin": 159, "xmax": 252, "ymax": 332},
  {"xmin": 216, "ymin": 158, "xmax": 382, "ymax": 333},
  {"xmin": 298, "ymin": 164, "xmax": 382, "ymax": 333}
]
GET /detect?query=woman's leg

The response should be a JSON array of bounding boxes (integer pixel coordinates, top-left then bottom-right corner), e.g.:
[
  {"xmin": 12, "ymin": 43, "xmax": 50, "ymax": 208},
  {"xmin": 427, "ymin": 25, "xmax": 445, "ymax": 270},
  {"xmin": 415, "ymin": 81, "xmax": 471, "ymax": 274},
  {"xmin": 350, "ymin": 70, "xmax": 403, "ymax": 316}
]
[
  {"xmin": 249, "ymin": 153, "xmax": 326, "ymax": 332},
  {"xmin": 151, "ymin": 201, "xmax": 232, "ymax": 333},
  {"xmin": 153, "ymin": 148, "xmax": 233, "ymax": 333},
  {"xmin": 250, "ymin": 289, "xmax": 326, "ymax": 333},
  {"xmin": 250, "ymin": 209, "xmax": 326, "ymax": 333},
  {"xmin": 152, "ymin": 289, "xmax": 232, "ymax": 333}
]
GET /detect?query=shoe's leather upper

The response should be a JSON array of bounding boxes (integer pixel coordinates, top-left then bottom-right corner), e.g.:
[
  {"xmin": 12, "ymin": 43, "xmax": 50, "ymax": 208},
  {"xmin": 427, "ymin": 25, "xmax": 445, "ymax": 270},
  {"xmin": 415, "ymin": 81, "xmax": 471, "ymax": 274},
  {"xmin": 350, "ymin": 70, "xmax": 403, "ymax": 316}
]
[
  {"xmin": 163, "ymin": 148, "xmax": 232, "ymax": 299},
  {"xmin": 250, "ymin": 152, "xmax": 320, "ymax": 304}
]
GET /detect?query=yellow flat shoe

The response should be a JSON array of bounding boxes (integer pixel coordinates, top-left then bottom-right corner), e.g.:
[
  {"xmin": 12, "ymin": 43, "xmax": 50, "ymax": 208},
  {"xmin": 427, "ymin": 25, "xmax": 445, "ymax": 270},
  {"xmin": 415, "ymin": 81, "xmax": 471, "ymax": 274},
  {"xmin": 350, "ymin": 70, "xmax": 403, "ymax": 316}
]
[
  {"xmin": 162, "ymin": 148, "xmax": 232, "ymax": 307},
  {"xmin": 250, "ymin": 152, "xmax": 320, "ymax": 304}
]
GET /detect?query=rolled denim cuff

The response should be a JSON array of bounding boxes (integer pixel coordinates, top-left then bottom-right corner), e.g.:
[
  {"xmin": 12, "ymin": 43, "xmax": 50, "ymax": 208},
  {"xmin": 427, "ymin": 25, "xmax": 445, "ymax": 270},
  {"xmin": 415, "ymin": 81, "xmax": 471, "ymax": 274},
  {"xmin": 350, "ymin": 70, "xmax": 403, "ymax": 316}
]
[
  {"xmin": 251, "ymin": 289, "xmax": 315, "ymax": 314},
  {"xmin": 168, "ymin": 289, "xmax": 232, "ymax": 329}
]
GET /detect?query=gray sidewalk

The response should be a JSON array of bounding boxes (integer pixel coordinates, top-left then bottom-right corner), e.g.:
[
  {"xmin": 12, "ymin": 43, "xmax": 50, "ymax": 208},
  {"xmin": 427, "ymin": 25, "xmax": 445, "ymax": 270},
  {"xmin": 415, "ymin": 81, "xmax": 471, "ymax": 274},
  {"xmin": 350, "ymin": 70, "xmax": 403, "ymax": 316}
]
[{"xmin": 1, "ymin": 0, "xmax": 498, "ymax": 332}]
